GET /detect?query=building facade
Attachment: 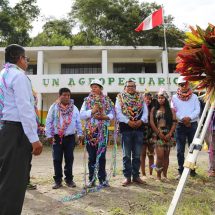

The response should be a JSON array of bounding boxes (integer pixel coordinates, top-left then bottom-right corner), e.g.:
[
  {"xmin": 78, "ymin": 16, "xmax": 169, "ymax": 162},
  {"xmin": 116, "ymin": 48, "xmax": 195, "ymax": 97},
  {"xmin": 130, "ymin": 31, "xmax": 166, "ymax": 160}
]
[{"xmin": 0, "ymin": 46, "xmax": 181, "ymax": 123}]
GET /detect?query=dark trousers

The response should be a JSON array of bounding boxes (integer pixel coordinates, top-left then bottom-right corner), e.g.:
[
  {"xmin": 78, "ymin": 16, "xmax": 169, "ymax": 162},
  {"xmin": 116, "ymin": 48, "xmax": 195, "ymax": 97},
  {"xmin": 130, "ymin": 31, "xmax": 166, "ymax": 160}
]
[
  {"xmin": 86, "ymin": 143, "xmax": 107, "ymax": 183},
  {"xmin": 121, "ymin": 130, "xmax": 144, "ymax": 179},
  {"xmin": 0, "ymin": 123, "xmax": 32, "ymax": 215},
  {"xmin": 52, "ymin": 135, "xmax": 76, "ymax": 184},
  {"xmin": 176, "ymin": 122, "xmax": 198, "ymax": 174},
  {"xmin": 28, "ymin": 155, "xmax": 33, "ymax": 184}
]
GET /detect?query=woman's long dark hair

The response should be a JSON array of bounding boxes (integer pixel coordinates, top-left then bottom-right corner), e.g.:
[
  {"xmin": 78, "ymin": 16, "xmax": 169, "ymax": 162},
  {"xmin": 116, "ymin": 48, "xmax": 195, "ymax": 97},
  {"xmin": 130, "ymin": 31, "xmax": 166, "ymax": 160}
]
[{"xmin": 153, "ymin": 96, "xmax": 173, "ymax": 129}]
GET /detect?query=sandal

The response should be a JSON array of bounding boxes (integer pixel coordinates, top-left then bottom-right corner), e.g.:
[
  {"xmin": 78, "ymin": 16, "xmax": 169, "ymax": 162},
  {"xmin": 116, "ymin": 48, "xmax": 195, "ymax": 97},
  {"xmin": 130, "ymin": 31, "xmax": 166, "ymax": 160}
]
[{"xmin": 208, "ymin": 170, "xmax": 215, "ymax": 177}]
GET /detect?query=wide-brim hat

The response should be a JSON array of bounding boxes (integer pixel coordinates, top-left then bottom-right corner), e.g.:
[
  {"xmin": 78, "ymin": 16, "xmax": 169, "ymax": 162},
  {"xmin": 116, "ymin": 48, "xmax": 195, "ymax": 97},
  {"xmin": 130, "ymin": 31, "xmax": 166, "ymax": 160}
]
[{"xmin": 90, "ymin": 79, "xmax": 103, "ymax": 88}]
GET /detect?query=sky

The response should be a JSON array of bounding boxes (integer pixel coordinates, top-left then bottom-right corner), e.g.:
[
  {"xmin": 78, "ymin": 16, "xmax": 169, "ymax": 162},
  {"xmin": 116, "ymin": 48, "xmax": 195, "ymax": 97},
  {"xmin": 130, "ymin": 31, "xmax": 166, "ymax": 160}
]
[{"xmin": 9, "ymin": 0, "xmax": 215, "ymax": 37}]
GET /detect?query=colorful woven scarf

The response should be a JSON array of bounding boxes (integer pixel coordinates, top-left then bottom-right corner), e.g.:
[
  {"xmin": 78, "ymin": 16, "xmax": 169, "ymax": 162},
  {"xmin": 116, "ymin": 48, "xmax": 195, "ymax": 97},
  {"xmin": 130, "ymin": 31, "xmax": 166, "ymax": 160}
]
[
  {"xmin": 117, "ymin": 91, "xmax": 143, "ymax": 120},
  {"xmin": 32, "ymin": 89, "xmax": 41, "ymax": 133},
  {"xmin": 177, "ymin": 88, "xmax": 193, "ymax": 101},
  {"xmin": 53, "ymin": 100, "xmax": 74, "ymax": 143},
  {"xmin": 84, "ymin": 93, "xmax": 114, "ymax": 146},
  {"xmin": 0, "ymin": 64, "xmax": 10, "ymax": 129}
]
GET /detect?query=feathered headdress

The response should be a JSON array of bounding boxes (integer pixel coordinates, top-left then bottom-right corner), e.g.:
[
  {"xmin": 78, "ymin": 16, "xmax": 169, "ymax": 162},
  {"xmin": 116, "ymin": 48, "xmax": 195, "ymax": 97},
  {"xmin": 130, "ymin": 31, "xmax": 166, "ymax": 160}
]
[{"xmin": 176, "ymin": 24, "xmax": 215, "ymax": 102}]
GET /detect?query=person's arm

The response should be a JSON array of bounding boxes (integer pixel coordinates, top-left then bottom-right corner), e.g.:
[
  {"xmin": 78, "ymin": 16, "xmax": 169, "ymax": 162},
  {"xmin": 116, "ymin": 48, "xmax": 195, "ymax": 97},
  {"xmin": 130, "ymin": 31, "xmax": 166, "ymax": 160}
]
[
  {"xmin": 189, "ymin": 96, "xmax": 201, "ymax": 121},
  {"xmin": 74, "ymin": 107, "xmax": 83, "ymax": 136},
  {"xmin": 166, "ymin": 109, "xmax": 177, "ymax": 140},
  {"xmin": 13, "ymin": 73, "xmax": 39, "ymax": 143},
  {"xmin": 150, "ymin": 107, "xmax": 159, "ymax": 134},
  {"xmin": 13, "ymin": 73, "xmax": 42, "ymax": 155},
  {"xmin": 45, "ymin": 104, "xmax": 55, "ymax": 139},
  {"xmin": 171, "ymin": 97, "xmax": 184, "ymax": 121},
  {"xmin": 80, "ymin": 101, "xmax": 92, "ymax": 120},
  {"xmin": 140, "ymin": 102, "xmax": 148, "ymax": 123},
  {"xmin": 115, "ymin": 98, "xmax": 129, "ymax": 123}
]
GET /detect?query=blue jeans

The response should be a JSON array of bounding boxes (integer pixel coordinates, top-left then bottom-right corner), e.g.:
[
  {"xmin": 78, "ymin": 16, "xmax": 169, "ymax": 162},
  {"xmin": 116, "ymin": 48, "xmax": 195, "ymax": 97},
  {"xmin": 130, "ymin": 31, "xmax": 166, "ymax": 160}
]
[
  {"xmin": 176, "ymin": 122, "xmax": 197, "ymax": 174},
  {"xmin": 52, "ymin": 135, "xmax": 76, "ymax": 184},
  {"xmin": 121, "ymin": 130, "xmax": 144, "ymax": 179}
]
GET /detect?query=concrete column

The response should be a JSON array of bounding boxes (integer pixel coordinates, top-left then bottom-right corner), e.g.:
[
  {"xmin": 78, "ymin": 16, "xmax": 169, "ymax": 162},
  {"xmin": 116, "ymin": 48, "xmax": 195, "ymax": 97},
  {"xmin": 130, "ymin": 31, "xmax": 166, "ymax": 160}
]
[
  {"xmin": 37, "ymin": 51, "xmax": 44, "ymax": 75},
  {"xmin": 102, "ymin": 50, "xmax": 108, "ymax": 75},
  {"xmin": 156, "ymin": 61, "xmax": 162, "ymax": 73},
  {"xmin": 162, "ymin": 50, "xmax": 169, "ymax": 75},
  {"xmin": 37, "ymin": 93, "xmax": 42, "ymax": 112}
]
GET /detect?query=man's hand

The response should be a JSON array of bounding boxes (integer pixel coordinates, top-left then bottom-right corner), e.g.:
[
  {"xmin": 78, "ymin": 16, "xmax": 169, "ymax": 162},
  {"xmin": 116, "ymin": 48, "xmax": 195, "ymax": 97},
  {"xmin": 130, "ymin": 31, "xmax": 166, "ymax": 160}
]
[
  {"xmin": 47, "ymin": 137, "xmax": 54, "ymax": 144},
  {"xmin": 134, "ymin": 120, "xmax": 142, "ymax": 128},
  {"xmin": 92, "ymin": 104, "xmax": 99, "ymax": 115},
  {"xmin": 94, "ymin": 115, "xmax": 109, "ymax": 120},
  {"xmin": 32, "ymin": 141, "xmax": 43, "ymax": 156},
  {"xmin": 182, "ymin": 117, "xmax": 191, "ymax": 127},
  {"xmin": 78, "ymin": 135, "xmax": 84, "ymax": 144},
  {"xmin": 128, "ymin": 120, "xmax": 136, "ymax": 128}
]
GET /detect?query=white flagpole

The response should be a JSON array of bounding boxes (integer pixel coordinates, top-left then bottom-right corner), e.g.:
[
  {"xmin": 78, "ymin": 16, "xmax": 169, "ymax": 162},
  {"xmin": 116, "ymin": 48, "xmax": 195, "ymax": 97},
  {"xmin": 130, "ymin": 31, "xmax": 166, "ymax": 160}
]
[{"xmin": 161, "ymin": 7, "xmax": 170, "ymax": 96}]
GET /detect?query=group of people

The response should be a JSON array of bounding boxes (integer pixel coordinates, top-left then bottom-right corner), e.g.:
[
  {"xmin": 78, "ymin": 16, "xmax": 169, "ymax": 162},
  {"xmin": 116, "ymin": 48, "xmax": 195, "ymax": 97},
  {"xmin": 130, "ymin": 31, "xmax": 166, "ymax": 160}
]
[
  {"xmin": 44, "ymin": 75, "xmax": 203, "ymax": 190},
  {"xmin": 0, "ymin": 44, "xmax": 215, "ymax": 215}
]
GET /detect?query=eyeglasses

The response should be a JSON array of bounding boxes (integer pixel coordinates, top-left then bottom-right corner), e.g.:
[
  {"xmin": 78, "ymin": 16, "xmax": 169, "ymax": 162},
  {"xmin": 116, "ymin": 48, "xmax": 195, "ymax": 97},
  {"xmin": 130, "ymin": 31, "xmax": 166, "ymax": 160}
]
[
  {"xmin": 178, "ymin": 83, "xmax": 186, "ymax": 87},
  {"xmin": 126, "ymin": 85, "xmax": 136, "ymax": 88},
  {"xmin": 21, "ymin": 56, "xmax": 30, "ymax": 63}
]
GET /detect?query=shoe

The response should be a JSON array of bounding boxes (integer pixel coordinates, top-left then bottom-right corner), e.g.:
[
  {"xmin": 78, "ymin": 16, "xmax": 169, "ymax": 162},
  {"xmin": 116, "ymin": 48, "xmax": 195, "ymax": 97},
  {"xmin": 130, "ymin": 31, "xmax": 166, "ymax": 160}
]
[
  {"xmin": 27, "ymin": 183, "xmax": 37, "ymax": 190},
  {"xmin": 66, "ymin": 181, "xmax": 76, "ymax": 188},
  {"xmin": 142, "ymin": 175, "xmax": 148, "ymax": 180},
  {"xmin": 175, "ymin": 174, "xmax": 181, "ymax": 180},
  {"xmin": 86, "ymin": 181, "xmax": 96, "ymax": 188},
  {"xmin": 162, "ymin": 177, "xmax": 170, "ymax": 182},
  {"xmin": 122, "ymin": 178, "xmax": 131, "ymax": 187},
  {"xmin": 100, "ymin": 180, "xmax": 110, "ymax": 188},
  {"xmin": 52, "ymin": 183, "xmax": 62, "ymax": 189},
  {"xmin": 190, "ymin": 170, "xmax": 197, "ymax": 177},
  {"xmin": 133, "ymin": 177, "xmax": 146, "ymax": 184}
]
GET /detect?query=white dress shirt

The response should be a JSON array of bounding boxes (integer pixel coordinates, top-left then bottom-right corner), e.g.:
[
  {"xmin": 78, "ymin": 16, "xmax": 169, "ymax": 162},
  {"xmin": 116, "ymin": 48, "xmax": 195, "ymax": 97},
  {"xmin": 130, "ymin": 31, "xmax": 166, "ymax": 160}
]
[
  {"xmin": 171, "ymin": 93, "xmax": 200, "ymax": 122},
  {"xmin": 1, "ymin": 64, "xmax": 39, "ymax": 143}
]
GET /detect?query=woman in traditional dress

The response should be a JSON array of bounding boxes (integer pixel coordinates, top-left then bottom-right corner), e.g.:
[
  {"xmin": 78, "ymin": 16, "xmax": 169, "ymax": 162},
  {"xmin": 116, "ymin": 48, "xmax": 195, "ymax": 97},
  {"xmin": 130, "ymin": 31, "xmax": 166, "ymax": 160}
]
[{"xmin": 150, "ymin": 89, "xmax": 176, "ymax": 181}]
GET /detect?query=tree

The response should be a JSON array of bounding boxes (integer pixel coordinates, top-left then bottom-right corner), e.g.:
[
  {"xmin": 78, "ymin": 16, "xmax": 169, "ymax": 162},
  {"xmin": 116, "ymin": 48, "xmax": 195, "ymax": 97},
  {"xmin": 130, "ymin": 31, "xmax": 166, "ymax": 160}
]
[
  {"xmin": 30, "ymin": 19, "xmax": 73, "ymax": 46},
  {"xmin": 0, "ymin": 0, "xmax": 39, "ymax": 46},
  {"xmin": 70, "ymin": 0, "xmax": 185, "ymax": 47}
]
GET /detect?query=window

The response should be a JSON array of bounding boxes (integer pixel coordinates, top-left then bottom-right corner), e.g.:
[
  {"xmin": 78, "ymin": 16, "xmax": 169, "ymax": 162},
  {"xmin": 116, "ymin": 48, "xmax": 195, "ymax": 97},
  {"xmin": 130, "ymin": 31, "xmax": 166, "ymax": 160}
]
[
  {"xmin": 168, "ymin": 63, "xmax": 176, "ymax": 73},
  {"xmin": 61, "ymin": 64, "xmax": 102, "ymax": 74},
  {"xmin": 26, "ymin": 65, "xmax": 37, "ymax": 75},
  {"xmin": 113, "ymin": 63, "xmax": 157, "ymax": 73}
]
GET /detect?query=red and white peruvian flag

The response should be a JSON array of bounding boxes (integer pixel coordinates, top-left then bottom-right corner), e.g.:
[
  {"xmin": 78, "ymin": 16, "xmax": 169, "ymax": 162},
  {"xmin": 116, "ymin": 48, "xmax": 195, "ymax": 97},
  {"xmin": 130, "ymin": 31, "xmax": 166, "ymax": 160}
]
[{"xmin": 135, "ymin": 8, "xmax": 163, "ymax": 32}]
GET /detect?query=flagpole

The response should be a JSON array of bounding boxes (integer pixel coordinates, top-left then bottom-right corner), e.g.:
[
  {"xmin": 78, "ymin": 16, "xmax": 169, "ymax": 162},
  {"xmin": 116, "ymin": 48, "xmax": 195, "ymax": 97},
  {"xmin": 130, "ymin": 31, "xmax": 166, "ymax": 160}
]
[
  {"xmin": 161, "ymin": 6, "xmax": 170, "ymax": 96},
  {"xmin": 162, "ymin": 7, "xmax": 168, "ymax": 51}
]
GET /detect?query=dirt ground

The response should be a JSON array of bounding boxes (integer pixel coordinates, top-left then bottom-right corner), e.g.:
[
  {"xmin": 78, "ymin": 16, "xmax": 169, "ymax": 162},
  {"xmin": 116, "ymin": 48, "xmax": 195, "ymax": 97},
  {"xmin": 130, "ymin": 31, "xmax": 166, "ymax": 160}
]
[{"xmin": 22, "ymin": 146, "xmax": 215, "ymax": 215}]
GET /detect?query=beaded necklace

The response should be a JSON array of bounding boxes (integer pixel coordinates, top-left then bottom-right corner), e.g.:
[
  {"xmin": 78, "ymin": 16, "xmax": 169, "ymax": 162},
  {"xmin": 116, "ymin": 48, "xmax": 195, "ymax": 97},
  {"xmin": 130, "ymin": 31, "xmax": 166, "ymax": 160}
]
[
  {"xmin": 84, "ymin": 92, "xmax": 113, "ymax": 146},
  {"xmin": 117, "ymin": 91, "xmax": 144, "ymax": 120}
]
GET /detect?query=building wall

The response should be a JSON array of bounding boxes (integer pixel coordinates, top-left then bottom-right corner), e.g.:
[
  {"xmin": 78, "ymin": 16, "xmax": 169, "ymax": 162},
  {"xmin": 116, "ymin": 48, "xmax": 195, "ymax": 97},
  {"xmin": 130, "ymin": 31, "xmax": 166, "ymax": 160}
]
[{"xmin": 0, "ymin": 46, "xmax": 181, "ymax": 123}]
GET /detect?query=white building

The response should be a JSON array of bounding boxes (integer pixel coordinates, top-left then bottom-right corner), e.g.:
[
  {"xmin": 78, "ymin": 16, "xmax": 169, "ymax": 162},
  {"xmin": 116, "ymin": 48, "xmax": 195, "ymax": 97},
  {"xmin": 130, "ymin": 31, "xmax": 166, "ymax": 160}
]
[{"xmin": 0, "ymin": 46, "xmax": 181, "ymax": 123}]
